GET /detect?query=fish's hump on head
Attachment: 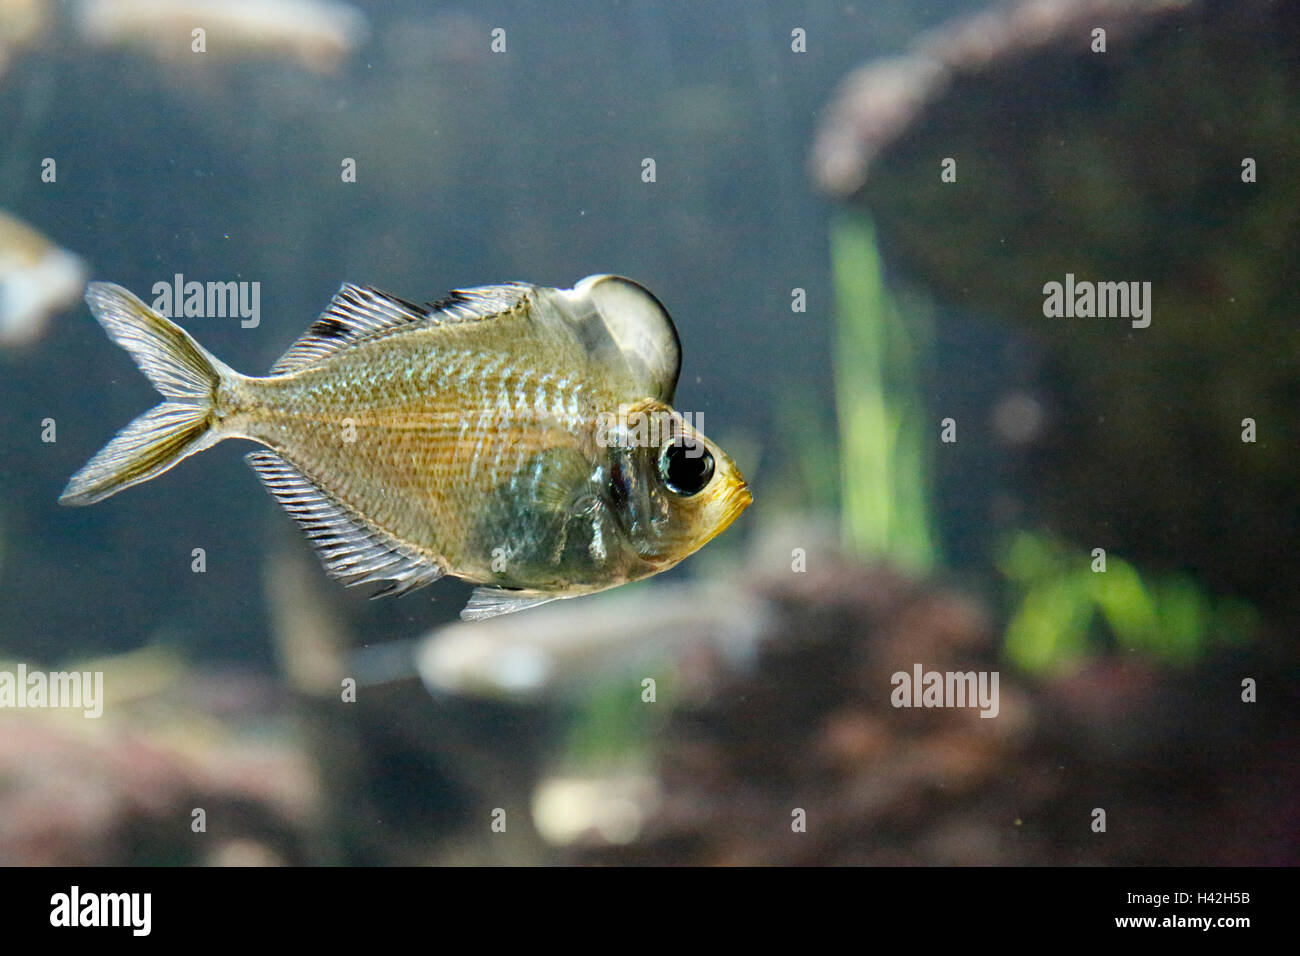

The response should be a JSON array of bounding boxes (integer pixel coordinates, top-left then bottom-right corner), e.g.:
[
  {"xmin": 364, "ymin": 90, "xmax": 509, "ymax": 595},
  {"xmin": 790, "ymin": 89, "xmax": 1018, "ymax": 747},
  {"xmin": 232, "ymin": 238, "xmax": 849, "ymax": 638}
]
[{"xmin": 547, "ymin": 275, "xmax": 682, "ymax": 404}]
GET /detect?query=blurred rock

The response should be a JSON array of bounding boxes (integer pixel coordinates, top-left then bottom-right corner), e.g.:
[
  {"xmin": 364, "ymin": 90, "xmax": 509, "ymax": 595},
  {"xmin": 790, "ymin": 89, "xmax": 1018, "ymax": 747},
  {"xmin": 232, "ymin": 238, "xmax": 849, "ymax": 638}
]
[
  {"xmin": 565, "ymin": 558, "xmax": 1299, "ymax": 865},
  {"xmin": 0, "ymin": 651, "xmax": 320, "ymax": 865},
  {"xmin": 813, "ymin": 0, "xmax": 1300, "ymax": 626}
]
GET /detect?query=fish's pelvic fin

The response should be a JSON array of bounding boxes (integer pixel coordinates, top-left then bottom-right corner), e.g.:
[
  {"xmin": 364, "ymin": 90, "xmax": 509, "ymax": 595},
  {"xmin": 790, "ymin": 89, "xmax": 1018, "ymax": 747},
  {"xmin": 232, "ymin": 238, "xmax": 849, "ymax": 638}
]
[
  {"xmin": 245, "ymin": 450, "xmax": 446, "ymax": 597},
  {"xmin": 60, "ymin": 282, "xmax": 230, "ymax": 505},
  {"xmin": 460, "ymin": 587, "xmax": 559, "ymax": 622}
]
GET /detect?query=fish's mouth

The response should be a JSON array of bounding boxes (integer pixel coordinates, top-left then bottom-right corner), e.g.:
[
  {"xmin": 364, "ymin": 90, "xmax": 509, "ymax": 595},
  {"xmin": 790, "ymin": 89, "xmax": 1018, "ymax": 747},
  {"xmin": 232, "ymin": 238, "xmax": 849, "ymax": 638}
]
[
  {"xmin": 707, "ymin": 476, "xmax": 752, "ymax": 541},
  {"xmin": 728, "ymin": 482, "xmax": 753, "ymax": 523},
  {"xmin": 644, "ymin": 474, "xmax": 751, "ymax": 568}
]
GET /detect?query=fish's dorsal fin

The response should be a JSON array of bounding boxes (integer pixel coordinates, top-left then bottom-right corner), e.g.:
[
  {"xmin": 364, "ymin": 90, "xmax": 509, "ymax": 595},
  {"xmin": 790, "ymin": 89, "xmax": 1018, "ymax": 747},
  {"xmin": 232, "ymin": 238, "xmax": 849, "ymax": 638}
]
[
  {"xmin": 423, "ymin": 283, "xmax": 537, "ymax": 323},
  {"xmin": 461, "ymin": 587, "xmax": 559, "ymax": 621},
  {"xmin": 548, "ymin": 275, "xmax": 681, "ymax": 404},
  {"xmin": 245, "ymin": 450, "xmax": 445, "ymax": 597},
  {"xmin": 270, "ymin": 282, "xmax": 536, "ymax": 374},
  {"xmin": 270, "ymin": 284, "xmax": 428, "ymax": 374}
]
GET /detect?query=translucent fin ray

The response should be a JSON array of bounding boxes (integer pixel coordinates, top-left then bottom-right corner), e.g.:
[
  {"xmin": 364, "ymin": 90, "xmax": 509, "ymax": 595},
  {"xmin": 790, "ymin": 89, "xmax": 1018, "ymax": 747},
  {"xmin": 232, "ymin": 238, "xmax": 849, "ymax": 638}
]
[
  {"xmin": 60, "ymin": 403, "xmax": 217, "ymax": 505},
  {"xmin": 245, "ymin": 450, "xmax": 445, "ymax": 597},
  {"xmin": 460, "ymin": 587, "xmax": 559, "ymax": 621},
  {"xmin": 270, "ymin": 282, "xmax": 535, "ymax": 374},
  {"xmin": 60, "ymin": 283, "xmax": 228, "ymax": 506},
  {"xmin": 83, "ymin": 281, "xmax": 230, "ymax": 399}
]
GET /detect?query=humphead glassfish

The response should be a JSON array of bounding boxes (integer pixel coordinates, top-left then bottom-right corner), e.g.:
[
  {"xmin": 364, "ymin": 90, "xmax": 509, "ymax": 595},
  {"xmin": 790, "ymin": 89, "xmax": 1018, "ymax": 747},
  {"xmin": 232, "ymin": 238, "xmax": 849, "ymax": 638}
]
[{"xmin": 61, "ymin": 276, "xmax": 752, "ymax": 619}]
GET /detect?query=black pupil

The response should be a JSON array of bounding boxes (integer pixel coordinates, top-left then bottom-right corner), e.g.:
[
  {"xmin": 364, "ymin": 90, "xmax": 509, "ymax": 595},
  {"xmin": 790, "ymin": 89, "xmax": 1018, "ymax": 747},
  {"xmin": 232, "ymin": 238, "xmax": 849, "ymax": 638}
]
[{"xmin": 660, "ymin": 440, "xmax": 715, "ymax": 496}]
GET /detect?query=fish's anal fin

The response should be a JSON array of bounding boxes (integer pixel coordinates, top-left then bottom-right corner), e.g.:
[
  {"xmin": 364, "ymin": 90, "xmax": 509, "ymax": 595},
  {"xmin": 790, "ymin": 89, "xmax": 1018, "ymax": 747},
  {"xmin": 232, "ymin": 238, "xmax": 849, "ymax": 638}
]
[
  {"xmin": 270, "ymin": 282, "xmax": 536, "ymax": 375},
  {"xmin": 461, "ymin": 587, "xmax": 559, "ymax": 621},
  {"xmin": 245, "ymin": 450, "xmax": 445, "ymax": 597}
]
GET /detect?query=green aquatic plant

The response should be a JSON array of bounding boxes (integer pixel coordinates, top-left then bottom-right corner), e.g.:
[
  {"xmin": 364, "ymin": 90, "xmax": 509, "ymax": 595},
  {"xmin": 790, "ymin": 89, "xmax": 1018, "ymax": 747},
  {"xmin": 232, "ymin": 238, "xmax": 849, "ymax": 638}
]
[
  {"xmin": 830, "ymin": 213, "xmax": 936, "ymax": 571},
  {"xmin": 772, "ymin": 383, "xmax": 839, "ymax": 516},
  {"xmin": 563, "ymin": 671, "xmax": 671, "ymax": 769},
  {"xmin": 823, "ymin": 214, "xmax": 1259, "ymax": 676},
  {"xmin": 999, "ymin": 531, "xmax": 1257, "ymax": 673}
]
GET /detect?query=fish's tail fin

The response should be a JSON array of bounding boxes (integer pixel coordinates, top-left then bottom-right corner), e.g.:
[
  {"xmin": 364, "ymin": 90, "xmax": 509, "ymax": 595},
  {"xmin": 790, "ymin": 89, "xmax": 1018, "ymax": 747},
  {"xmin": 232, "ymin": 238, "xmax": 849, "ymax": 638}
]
[{"xmin": 60, "ymin": 282, "xmax": 235, "ymax": 506}]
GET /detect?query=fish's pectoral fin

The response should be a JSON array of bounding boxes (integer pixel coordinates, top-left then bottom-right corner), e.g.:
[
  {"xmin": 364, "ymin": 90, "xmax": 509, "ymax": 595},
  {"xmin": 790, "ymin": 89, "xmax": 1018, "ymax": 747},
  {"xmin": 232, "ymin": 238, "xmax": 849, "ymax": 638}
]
[
  {"xmin": 460, "ymin": 587, "xmax": 559, "ymax": 622},
  {"xmin": 508, "ymin": 446, "xmax": 609, "ymax": 566},
  {"xmin": 245, "ymin": 450, "xmax": 445, "ymax": 597}
]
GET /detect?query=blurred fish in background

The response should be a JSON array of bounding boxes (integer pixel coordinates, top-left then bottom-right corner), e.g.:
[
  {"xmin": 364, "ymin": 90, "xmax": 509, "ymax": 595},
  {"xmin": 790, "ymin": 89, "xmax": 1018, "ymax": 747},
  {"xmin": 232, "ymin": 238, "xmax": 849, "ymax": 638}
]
[
  {"xmin": 0, "ymin": 0, "xmax": 49, "ymax": 80},
  {"xmin": 74, "ymin": 0, "xmax": 369, "ymax": 74},
  {"xmin": 410, "ymin": 580, "xmax": 770, "ymax": 700},
  {"xmin": 0, "ymin": 208, "xmax": 85, "ymax": 347}
]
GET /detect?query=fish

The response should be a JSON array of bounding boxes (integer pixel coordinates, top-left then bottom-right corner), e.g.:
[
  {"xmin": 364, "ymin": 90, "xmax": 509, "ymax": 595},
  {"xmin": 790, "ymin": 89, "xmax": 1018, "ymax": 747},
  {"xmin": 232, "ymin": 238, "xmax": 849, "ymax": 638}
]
[
  {"xmin": 0, "ymin": 0, "xmax": 50, "ymax": 80},
  {"xmin": 75, "ymin": 0, "xmax": 368, "ymax": 75},
  {"xmin": 60, "ymin": 276, "xmax": 752, "ymax": 620},
  {"xmin": 0, "ymin": 210, "xmax": 88, "ymax": 347},
  {"xmin": 407, "ymin": 580, "xmax": 771, "ymax": 699}
]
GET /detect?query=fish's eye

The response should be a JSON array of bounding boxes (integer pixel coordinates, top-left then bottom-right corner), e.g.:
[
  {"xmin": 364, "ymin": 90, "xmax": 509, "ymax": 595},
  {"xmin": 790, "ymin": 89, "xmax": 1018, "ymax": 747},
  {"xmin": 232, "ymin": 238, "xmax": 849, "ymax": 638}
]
[{"xmin": 658, "ymin": 438, "xmax": 715, "ymax": 497}]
